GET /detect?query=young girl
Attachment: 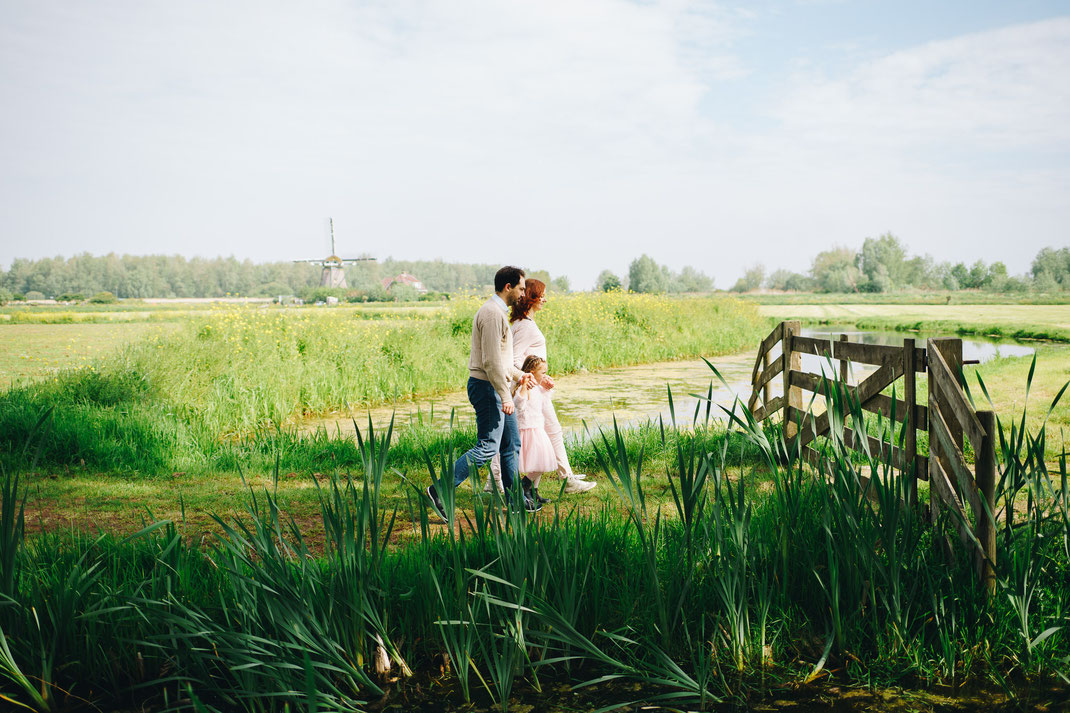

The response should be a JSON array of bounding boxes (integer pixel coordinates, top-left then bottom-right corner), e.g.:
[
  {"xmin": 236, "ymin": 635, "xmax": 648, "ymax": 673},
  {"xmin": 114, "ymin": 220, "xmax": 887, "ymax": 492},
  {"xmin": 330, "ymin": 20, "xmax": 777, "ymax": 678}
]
[{"xmin": 512, "ymin": 355, "xmax": 557, "ymax": 504}]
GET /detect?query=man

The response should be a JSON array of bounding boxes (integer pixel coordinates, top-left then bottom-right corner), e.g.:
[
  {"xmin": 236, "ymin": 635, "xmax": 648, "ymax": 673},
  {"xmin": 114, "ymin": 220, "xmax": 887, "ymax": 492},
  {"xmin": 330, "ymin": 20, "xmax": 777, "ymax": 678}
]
[{"xmin": 426, "ymin": 266, "xmax": 539, "ymax": 520}]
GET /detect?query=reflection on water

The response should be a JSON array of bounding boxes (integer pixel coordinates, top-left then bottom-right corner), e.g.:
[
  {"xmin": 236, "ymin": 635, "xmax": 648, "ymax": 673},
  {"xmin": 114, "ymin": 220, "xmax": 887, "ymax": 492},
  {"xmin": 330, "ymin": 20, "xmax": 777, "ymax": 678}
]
[
  {"xmin": 302, "ymin": 330, "xmax": 1038, "ymax": 437},
  {"xmin": 796, "ymin": 327, "xmax": 1036, "ymax": 383},
  {"xmin": 803, "ymin": 326, "xmax": 1035, "ymax": 361}
]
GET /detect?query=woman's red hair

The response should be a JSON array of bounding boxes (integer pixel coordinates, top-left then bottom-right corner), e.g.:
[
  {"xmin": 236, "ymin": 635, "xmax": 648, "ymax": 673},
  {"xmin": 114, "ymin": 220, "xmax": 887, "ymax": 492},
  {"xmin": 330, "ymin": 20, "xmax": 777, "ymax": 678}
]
[{"xmin": 510, "ymin": 279, "xmax": 546, "ymax": 323}]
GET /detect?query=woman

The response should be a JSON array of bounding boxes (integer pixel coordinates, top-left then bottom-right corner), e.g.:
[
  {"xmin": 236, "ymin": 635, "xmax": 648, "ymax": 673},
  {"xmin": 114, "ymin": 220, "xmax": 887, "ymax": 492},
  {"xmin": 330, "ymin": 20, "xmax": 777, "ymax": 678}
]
[{"xmin": 485, "ymin": 279, "xmax": 596, "ymax": 498}]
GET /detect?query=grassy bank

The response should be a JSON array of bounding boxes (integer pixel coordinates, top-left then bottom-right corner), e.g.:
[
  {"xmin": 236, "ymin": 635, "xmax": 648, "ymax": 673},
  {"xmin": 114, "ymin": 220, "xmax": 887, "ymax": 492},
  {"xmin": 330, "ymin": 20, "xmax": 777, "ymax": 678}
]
[
  {"xmin": 756, "ymin": 304, "xmax": 1070, "ymax": 343},
  {"xmin": 0, "ymin": 301, "xmax": 448, "ymax": 325},
  {"xmin": 0, "ymin": 294, "xmax": 769, "ymax": 473},
  {"xmin": 2, "ymin": 395, "xmax": 1067, "ymax": 712},
  {"xmin": 742, "ymin": 291, "xmax": 1070, "ymax": 306},
  {"xmin": 852, "ymin": 316, "xmax": 1070, "ymax": 343}
]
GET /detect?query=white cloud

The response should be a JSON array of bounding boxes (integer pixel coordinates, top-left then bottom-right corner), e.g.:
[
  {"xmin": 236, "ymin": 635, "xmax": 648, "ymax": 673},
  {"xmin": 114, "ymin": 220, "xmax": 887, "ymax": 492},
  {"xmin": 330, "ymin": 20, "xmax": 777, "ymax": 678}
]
[{"xmin": 775, "ymin": 18, "xmax": 1070, "ymax": 151}]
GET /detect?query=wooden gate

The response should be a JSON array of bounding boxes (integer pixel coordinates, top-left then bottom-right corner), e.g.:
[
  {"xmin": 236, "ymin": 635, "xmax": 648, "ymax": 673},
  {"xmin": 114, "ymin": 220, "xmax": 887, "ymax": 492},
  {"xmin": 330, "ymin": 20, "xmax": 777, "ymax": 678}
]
[{"xmin": 748, "ymin": 321, "xmax": 998, "ymax": 591}]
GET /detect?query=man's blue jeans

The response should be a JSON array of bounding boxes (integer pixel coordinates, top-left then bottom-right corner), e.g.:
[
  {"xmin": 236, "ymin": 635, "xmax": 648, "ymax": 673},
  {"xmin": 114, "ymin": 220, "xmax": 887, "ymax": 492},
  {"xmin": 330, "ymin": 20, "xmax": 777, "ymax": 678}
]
[{"xmin": 453, "ymin": 377, "xmax": 519, "ymax": 489}]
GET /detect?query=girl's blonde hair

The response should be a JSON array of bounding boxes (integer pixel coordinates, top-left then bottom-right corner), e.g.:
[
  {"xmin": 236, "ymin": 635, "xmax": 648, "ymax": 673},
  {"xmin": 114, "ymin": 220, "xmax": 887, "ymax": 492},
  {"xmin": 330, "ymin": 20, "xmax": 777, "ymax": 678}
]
[{"xmin": 521, "ymin": 355, "xmax": 546, "ymax": 373}]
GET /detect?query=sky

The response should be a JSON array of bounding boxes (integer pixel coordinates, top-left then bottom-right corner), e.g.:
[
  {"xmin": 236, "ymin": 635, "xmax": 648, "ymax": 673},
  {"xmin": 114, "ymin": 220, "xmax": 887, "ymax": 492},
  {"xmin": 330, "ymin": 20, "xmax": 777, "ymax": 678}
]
[{"xmin": 1, "ymin": 0, "xmax": 1068, "ymax": 289}]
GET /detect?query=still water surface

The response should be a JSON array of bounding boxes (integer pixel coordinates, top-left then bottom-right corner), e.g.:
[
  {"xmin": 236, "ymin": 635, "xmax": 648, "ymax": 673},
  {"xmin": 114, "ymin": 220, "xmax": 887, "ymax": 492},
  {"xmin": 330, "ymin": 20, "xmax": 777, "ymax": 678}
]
[{"xmin": 303, "ymin": 329, "xmax": 1038, "ymax": 437}]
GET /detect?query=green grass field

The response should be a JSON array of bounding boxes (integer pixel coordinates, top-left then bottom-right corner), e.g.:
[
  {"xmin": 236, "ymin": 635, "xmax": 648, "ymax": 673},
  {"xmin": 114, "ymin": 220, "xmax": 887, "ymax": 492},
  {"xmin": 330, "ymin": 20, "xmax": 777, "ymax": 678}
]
[
  {"xmin": 18, "ymin": 347, "xmax": 1067, "ymax": 539},
  {"xmin": 6, "ymin": 297, "xmax": 1069, "ymax": 536},
  {"xmin": 0, "ymin": 299, "xmax": 448, "ymax": 324},
  {"xmin": 0, "ymin": 293, "xmax": 769, "ymax": 471},
  {"xmin": 758, "ymin": 303, "xmax": 1070, "ymax": 341},
  {"xmin": 742, "ymin": 291, "xmax": 1070, "ymax": 306},
  {"xmin": 0, "ymin": 322, "xmax": 179, "ymax": 387}
]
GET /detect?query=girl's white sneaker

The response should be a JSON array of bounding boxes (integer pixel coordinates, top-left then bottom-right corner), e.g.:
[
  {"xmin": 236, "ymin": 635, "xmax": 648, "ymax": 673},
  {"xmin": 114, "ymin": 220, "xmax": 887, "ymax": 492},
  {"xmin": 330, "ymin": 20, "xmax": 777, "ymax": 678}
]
[{"xmin": 562, "ymin": 477, "xmax": 596, "ymax": 494}]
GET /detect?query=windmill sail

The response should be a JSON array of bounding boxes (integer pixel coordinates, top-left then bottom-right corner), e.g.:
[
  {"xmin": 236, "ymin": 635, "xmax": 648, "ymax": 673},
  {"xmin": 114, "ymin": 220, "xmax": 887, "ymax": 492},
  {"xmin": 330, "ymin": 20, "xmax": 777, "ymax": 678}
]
[{"xmin": 292, "ymin": 218, "xmax": 376, "ymax": 289}]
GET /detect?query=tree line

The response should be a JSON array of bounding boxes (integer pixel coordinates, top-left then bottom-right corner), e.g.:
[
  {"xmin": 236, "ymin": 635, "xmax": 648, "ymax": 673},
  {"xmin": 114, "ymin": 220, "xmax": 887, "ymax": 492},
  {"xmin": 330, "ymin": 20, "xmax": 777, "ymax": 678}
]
[
  {"xmin": 0, "ymin": 254, "xmax": 568, "ymax": 301},
  {"xmin": 5, "ymin": 240, "xmax": 1065, "ymax": 301},
  {"xmin": 730, "ymin": 236, "xmax": 1070, "ymax": 293},
  {"xmin": 596, "ymin": 255, "xmax": 714, "ymax": 294}
]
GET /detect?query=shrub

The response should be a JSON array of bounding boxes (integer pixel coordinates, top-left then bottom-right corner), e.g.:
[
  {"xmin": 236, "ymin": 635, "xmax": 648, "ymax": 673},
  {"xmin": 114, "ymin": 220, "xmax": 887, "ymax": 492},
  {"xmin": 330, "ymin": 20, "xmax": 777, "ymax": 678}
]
[
  {"xmin": 57, "ymin": 293, "xmax": 85, "ymax": 302},
  {"xmin": 89, "ymin": 291, "xmax": 118, "ymax": 304},
  {"xmin": 344, "ymin": 287, "xmax": 392, "ymax": 303},
  {"xmin": 388, "ymin": 283, "xmax": 420, "ymax": 302},
  {"xmin": 256, "ymin": 281, "xmax": 292, "ymax": 298},
  {"xmin": 300, "ymin": 287, "xmax": 348, "ymax": 304}
]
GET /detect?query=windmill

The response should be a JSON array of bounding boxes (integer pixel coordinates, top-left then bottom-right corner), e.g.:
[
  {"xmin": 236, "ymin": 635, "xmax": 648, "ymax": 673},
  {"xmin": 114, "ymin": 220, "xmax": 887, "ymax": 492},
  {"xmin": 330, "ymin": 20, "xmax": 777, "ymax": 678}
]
[{"xmin": 293, "ymin": 218, "xmax": 376, "ymax": 288}]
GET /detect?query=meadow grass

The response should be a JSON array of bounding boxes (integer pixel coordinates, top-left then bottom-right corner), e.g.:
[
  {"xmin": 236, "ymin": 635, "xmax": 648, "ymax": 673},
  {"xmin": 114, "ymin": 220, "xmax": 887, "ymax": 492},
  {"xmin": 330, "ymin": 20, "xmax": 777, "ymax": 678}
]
[
  {"xmin": 1, "ymin": 378, "xmax": 1067, "ymax": 712},
  {"xmin": 0, "ymin": 300, "xmax": 448, "ymax": 325},
  {"xmin": 12, "ymin": 345, "xmax": 1069, "ymax": 530},
  {"xmin": 852, "ymin": 316, "xmax": 1070, "ymax": 343},
  {"xmin": 0, "ymin": 294, "xmax": 769, "ymax": 473},
  {"xmin": 756, "ymin": 304, "xmax": 1070, "ymax": 343},
  {"xmin": 742, "ymin": 291, "xmax": 1070, "ymax": 306},
  {"xmin": 0, "ymin": 323, "xmax": 180, "ymax": 388}
]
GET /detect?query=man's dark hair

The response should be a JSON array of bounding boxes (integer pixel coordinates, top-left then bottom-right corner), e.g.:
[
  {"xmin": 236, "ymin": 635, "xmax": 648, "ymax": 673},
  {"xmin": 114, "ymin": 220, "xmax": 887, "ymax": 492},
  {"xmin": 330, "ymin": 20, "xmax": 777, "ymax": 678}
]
[{"xmin": 494, "ymin": 266, "xmax": 525, "ymax": 293}]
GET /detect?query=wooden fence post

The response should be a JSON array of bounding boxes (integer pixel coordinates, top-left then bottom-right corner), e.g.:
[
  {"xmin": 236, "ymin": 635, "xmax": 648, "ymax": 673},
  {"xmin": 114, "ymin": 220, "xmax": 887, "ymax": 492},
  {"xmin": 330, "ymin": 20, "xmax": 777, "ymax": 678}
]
[
  {"xmin": 976, "ymin": 410, "xmax": 997, "ymax": 596},
  {"xmin": 927, "ymin": 340, "xmax": 941, "ymax": 524},
  {"xmin": 762, "ymin": 350, "xmax": 772, "ymax": 409},
  {"xmin": 928, "ymin": 338, "xmax": 963, "ymax": 524},
  {"xmin": 782, "ymin": 321, "xmax": 802, "ymax": 440},
  {"xmin": 838, "ymin": 334, "xmax": 849, "ymax": 384},
  {"xmin": 903, "ymin": 338, "xmax": 918, "ymax": 507}
]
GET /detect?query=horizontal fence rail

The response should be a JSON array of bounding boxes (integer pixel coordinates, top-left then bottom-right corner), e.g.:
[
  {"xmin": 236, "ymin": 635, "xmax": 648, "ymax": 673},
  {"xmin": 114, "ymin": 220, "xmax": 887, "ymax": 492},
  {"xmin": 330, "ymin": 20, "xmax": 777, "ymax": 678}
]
[{"xmin": 746, "ymin": 321, "xmax": 998, "ymax": 593}]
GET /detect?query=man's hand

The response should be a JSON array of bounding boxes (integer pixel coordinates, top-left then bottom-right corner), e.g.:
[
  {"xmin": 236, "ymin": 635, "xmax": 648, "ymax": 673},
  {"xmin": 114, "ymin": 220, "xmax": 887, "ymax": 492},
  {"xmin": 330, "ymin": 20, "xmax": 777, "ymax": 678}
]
[
  {"xmin": 540, "ymin": 375, "xmax": 555, "ymax": 390},
  {"xmin": 502, "ymin": 400, "xmax": 515, "ymax": 415}
]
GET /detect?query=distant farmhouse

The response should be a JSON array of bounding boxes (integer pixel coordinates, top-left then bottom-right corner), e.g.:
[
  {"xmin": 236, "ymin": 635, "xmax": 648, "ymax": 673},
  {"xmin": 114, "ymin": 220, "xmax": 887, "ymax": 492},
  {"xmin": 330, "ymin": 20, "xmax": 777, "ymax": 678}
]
[{"xmin": 381, "ymin": 272, "xmax": 428, "ymax": 294}]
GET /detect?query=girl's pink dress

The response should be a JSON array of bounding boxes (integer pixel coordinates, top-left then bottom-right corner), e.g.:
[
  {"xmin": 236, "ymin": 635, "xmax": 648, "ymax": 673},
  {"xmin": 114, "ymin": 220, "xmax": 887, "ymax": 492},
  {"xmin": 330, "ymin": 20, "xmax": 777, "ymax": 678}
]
[{"xmin": 514, "ymin": 386, "xmax": 557, "ymax": 474}]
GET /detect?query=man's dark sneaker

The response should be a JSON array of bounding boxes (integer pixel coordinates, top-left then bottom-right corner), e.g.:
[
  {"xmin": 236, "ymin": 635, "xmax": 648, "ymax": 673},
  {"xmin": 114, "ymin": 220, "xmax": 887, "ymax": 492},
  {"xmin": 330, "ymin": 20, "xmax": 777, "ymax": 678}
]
[
  {"xmin": 426, "ymin": 484, "xmax": 448, "ymax": 523},
  {"xmin": 524, "ymin": 495, "xmax": 543, "ymax": 513}
]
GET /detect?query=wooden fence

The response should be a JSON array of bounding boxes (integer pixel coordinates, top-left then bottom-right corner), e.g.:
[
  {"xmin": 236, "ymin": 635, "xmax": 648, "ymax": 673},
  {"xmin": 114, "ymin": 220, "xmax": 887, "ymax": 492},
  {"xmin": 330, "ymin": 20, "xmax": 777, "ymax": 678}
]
[{"xmin": 748, "ymin": 321, "xmax": 998, "ymax": 592}]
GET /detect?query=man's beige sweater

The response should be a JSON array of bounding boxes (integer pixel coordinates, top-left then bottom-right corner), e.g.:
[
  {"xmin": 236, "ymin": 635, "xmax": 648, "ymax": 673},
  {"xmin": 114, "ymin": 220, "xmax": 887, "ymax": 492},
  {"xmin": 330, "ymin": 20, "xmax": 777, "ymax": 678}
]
[{"xmin": 469, "ymin": 297, "xmax": 525, "ymax": 406}]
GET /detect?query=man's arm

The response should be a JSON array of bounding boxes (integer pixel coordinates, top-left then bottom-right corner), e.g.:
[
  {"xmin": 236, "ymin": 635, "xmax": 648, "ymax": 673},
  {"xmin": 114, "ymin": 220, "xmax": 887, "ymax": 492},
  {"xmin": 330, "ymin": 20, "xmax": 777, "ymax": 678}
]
[{"xmin": 479, "ymin": 315, "xmax": 514, "ymax": 406}]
